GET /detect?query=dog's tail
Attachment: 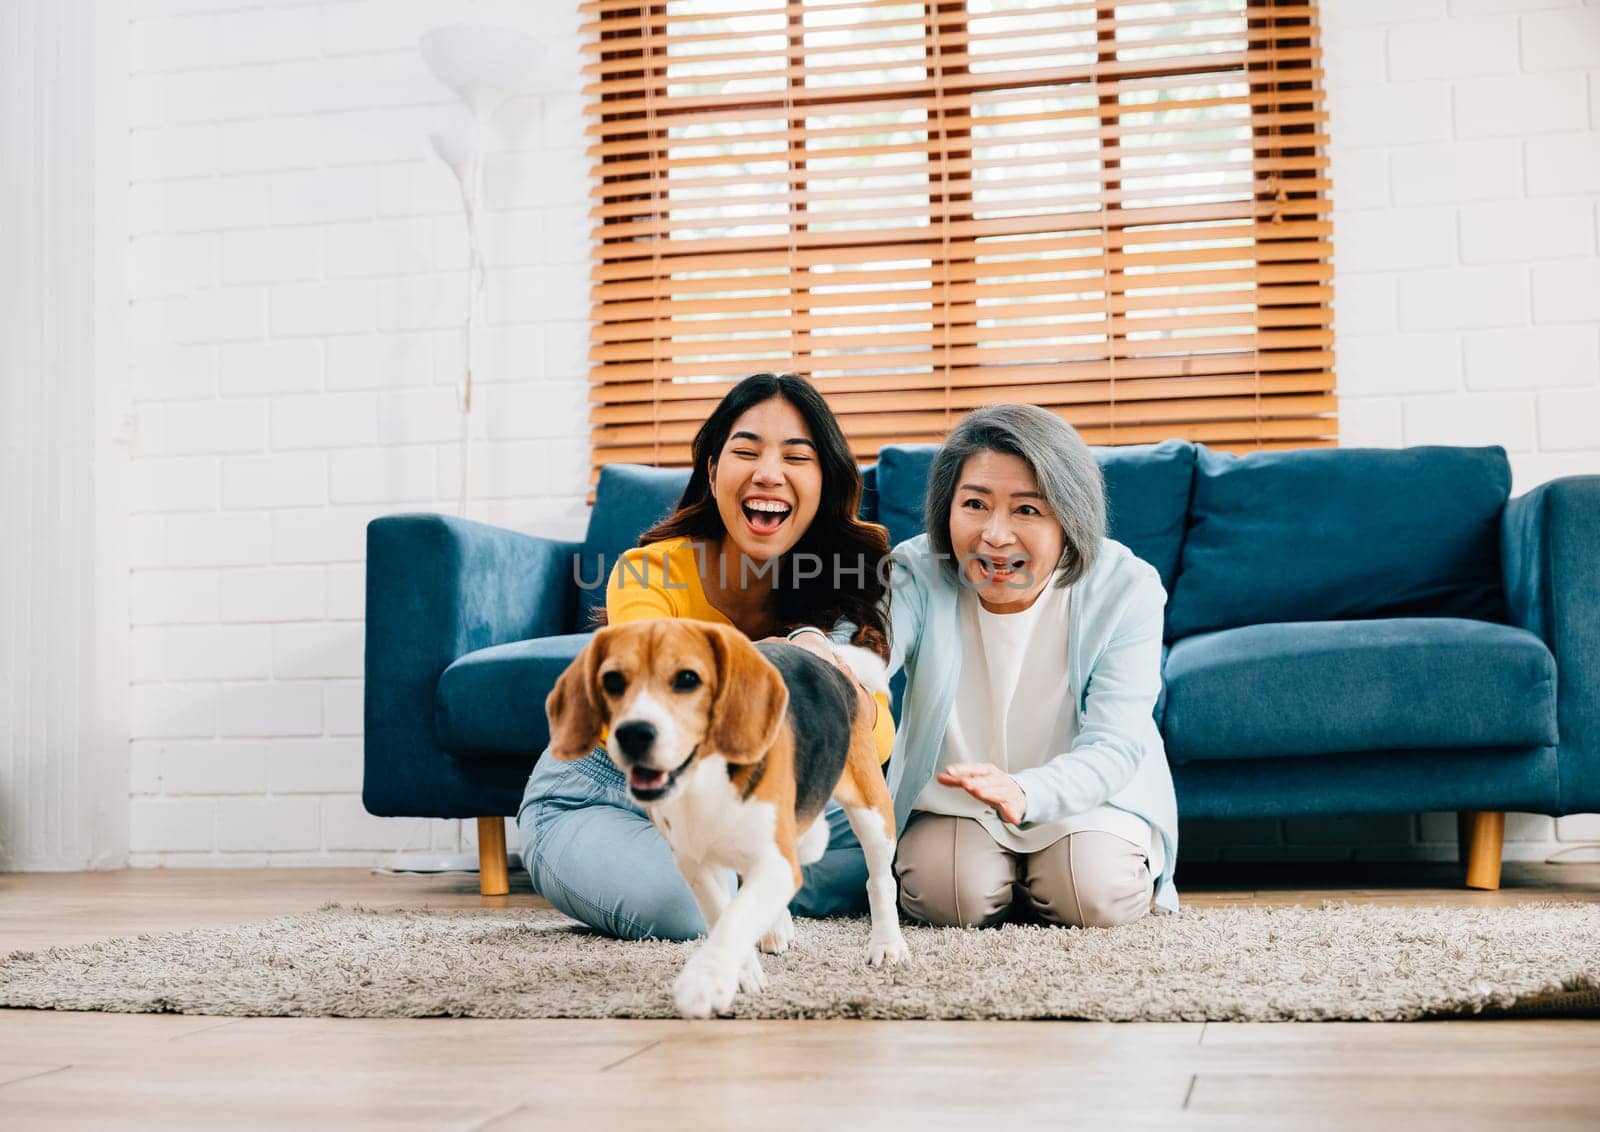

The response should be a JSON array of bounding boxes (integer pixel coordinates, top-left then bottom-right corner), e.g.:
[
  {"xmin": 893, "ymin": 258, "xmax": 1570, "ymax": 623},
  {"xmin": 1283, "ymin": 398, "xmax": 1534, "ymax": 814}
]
[{"xmin": 831, "ymin": 643, "xmax": 890, "ymax": 699}]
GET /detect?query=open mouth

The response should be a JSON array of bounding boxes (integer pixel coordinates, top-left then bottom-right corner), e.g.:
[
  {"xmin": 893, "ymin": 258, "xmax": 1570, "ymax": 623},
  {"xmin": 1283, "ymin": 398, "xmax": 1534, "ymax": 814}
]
[
  {"xmin": 628, "ymin": 765, "xmax": 674, "ymax": 800},
  {"xmin": 978, "ymin": 555, "xmax": 1027, "ymax": 583},
  {"xmin": 741, "ymin": 498, "xmax": 792, "ymax": 536},
  {"xmin": 625, "ymin": 747, "xmax": 697, "ymax": 802}
]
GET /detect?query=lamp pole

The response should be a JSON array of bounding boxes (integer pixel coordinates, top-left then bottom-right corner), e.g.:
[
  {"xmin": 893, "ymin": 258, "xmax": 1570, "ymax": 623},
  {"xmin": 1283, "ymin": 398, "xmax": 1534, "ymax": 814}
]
[{"xmin": 420, "ymin": 23, "xmax": 544, "ymax": 520}]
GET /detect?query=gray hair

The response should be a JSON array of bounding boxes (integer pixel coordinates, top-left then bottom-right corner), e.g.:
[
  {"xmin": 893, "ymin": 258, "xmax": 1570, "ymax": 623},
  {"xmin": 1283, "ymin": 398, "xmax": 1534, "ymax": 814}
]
[{"xmin": 924, "ymin": 404, "xmax": 1106, "ymax": 588}]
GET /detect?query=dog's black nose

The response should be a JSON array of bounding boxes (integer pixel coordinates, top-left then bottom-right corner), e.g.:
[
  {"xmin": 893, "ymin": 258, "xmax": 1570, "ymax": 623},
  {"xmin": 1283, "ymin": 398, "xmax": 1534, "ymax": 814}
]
[{"xmin": 613, "ymin": 721, "xmax": 657, "ymax": 759}]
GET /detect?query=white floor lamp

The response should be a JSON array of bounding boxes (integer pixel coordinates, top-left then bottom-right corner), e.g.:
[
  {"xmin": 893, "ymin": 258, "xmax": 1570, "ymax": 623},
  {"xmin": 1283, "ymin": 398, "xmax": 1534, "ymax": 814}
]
[
  {"xmin": 397, "ymin": 24, "xmax": 546, "ymax": 879},
  {"xmin": 420, "ymin": 23, "xmax": 547, "ymax": 521}
]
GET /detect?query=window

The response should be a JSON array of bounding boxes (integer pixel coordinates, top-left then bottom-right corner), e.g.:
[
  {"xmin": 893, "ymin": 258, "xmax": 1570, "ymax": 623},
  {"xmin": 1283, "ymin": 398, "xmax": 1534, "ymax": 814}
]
[{"xmin": 581, "ymin": 0, "xmax": 1333, "ymax": 470}]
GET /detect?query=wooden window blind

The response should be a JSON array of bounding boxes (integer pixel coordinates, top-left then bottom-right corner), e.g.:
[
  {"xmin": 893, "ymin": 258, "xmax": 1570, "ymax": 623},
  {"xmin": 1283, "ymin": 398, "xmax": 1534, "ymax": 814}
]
[{"xmin": 580, "ymin": 0, "xmax": 1334, "ymax": 470}]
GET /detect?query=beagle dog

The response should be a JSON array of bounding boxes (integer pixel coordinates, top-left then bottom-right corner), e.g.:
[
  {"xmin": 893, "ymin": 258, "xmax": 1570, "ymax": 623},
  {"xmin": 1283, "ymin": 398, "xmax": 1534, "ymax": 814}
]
[{"xmin": 545, "ymin": 620, "xmax": 910, "ymax": 1019}]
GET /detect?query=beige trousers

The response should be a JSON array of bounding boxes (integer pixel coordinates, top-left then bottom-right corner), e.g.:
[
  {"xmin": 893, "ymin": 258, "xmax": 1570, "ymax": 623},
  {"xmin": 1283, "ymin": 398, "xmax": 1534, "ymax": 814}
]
[{"xmin": 894, "ymin": 813, "xmax": 1154, "ymax": 929}]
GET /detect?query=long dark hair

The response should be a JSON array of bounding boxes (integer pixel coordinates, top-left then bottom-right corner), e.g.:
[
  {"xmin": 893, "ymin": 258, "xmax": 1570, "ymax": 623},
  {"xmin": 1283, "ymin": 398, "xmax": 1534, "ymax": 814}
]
[{"xmin": 641, "ymin": 372, "xmax": 891, "ymax": 661}]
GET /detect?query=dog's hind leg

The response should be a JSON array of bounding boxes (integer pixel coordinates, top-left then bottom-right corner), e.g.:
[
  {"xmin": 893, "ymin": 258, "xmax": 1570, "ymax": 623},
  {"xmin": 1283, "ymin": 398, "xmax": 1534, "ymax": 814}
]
[
  {"xmin": 842, "ymin": 801, "xmax": 910, "ymax": 966},
  {"xmin": 795, "ymin": 814, "xmax": 829, "ymax": 865},
  {"xmin": 834, "ymin": 757, "xmax": 911, "ymax": 967}
]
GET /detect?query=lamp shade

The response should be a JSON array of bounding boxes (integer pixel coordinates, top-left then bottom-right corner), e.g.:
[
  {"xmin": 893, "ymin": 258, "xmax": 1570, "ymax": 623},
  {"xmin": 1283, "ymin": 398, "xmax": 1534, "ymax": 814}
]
[
  {"xmin": 419, "ymin": 23, "xmax": 549, "ymax": 118},
  {"xmin": 428, "ymin": 126, "xmax": 476, "ymax": 182}
]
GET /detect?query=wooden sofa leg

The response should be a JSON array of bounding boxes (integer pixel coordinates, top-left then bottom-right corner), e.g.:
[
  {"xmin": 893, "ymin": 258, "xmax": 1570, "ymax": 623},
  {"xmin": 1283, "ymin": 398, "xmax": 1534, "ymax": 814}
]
[
  {"xmin": 477, "ymin": 817, "xmax": 510, "ymax": 897},
  {"xmin": 1460, "ymin": 811, "xmax": 1505, "ymax": 891}
]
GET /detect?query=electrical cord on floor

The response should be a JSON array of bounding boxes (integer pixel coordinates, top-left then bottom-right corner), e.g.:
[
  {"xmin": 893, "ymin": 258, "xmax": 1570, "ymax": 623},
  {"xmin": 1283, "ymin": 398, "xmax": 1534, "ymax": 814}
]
[{"xmin": 1544, "ymin": 842, "xmax": 1600, "ymax": 864}]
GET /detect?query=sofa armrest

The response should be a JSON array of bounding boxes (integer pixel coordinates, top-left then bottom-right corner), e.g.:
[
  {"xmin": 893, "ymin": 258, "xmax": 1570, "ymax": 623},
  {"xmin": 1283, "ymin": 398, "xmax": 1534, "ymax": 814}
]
[
  {"xmin": 1502, "ymin": 475, "xmax": 1600, "ymax": 812},
  {"xmin": 363, "ymin": 513, "xmax": 582, "ymax": 818}
]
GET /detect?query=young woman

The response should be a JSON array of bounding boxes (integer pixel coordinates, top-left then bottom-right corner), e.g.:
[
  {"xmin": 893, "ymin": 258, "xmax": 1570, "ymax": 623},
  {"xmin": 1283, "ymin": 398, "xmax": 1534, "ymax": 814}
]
[
  {"xmin": 884, "ymin": 404, "xmax": 1180, "ymax": 927},
  {"xmin": 517, "ymin": 373, "xmax": 894, "ymax": 940}
]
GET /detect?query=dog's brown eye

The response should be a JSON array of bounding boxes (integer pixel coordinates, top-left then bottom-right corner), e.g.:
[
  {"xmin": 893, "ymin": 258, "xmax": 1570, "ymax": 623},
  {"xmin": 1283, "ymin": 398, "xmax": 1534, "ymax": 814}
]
[
  {"xmin": 601, "ymin": 671, "xmax": 626, "ymax": 696},
  {"xmin": 672, "ymin": 669, "xmax": 701, "ymax": 692}
]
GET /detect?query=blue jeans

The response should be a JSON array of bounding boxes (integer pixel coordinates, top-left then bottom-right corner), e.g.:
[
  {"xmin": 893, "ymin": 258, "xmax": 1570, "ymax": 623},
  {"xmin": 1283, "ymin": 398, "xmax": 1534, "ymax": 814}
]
[{"xmin": 517, "ymin": 748, "xmax": 870, "ymax": 941}]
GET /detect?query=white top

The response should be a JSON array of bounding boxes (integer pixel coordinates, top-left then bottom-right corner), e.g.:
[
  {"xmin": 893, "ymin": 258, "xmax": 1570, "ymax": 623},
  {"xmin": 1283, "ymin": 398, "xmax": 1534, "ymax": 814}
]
[{"xmin": 912, "ymin": 581, "xmax": 1163, "ymax": 875}]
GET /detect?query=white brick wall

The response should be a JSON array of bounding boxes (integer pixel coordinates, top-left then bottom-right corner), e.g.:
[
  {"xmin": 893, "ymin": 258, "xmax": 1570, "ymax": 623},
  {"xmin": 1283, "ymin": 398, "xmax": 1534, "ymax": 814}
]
[
  {"xmin": 125, "ymin": 0, "xmax": 590, "ymax": 866},
  {"xmin": 1329, "ymin": 0, "xmax": 1600, "ymax": 494},
  {"xmin": 120, "ymin": 0, "xmax": 1600, "ymax": 868}
]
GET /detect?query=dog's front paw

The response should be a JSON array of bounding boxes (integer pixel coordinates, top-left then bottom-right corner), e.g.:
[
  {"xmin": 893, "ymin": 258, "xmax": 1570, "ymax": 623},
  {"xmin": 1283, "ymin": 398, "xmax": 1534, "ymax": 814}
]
[
  {"xmin": 866, "ymin": 930, "xmax": 910, "ymax": 968},
  {"xmin": 738, "ymin": 951, "xmax": 768, "ymax": 994},
  {"xmin": 674, "ymin": 951, "xmax": 739, "ymax": 1019},
  {"xmin": 757, "ymin": 908, "xmax": 793, "ymax": 955}
]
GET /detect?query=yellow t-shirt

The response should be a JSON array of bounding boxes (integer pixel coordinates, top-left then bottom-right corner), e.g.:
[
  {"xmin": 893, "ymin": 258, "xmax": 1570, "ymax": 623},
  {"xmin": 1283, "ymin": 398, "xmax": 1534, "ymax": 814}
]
[{"xmin": 607, "ymin": 536, "xmax": 896, "ymax": 764}]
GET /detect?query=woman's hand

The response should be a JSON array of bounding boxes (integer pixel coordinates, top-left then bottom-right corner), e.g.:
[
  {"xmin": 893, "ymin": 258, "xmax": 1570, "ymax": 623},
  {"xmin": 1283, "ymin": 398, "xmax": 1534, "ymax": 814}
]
[
  {"xmin": 937, "ymin": 763, "xmax": 1027, "ymax": 825},
  {"xmin": 778, "ymin": 631, "xmax": 838, "ymax": 667},
  {"xmin": 762, "ymin": 630, "xmax": 879, "ymax": 729},
  {"xmin": 757, "ymin": 631, "xmax": 838, "ymax": 667}
]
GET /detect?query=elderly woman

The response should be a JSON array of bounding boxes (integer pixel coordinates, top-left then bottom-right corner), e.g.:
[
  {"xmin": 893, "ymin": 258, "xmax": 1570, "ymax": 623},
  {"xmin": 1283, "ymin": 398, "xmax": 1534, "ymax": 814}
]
[{"xmin": 885, "ymin": 404, "xmax": 1179, "ymax": 927}]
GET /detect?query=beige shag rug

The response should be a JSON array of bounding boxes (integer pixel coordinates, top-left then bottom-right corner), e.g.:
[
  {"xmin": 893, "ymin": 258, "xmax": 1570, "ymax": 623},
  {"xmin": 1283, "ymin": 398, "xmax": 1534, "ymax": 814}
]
[{"xmin": 3, "ymin": 902, "xmax": 1597, "ymax": 1022}]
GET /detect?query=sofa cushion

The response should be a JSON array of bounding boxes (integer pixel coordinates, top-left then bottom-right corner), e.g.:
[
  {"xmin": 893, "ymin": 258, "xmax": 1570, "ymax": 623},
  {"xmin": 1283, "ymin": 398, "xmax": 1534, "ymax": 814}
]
[
  {"xmin": 437, "ymin": 633, "xmax": 593, "ymax": 758},
  {"xmin": 875, "ymin": 439, "xmax": 1196, "ymax": 592},
  {"xmin": 1156, "ymin": 643, "xmax": 1169, "ymax": 725},
  {"xmin": 1161, "ymin": 618, "xmax": 1557, "ymax": 764},
  {"xmin": 576, "ymin": 465, "xmax": 692, "ymax": 630},
  {"xmin": 1097, "ymin": 440, "xmax": 1196, "ymax": 594},
  {"xmin": 859, "ymin": 462, "xmax": 880, "ymax": 526},
  {"xmin": 1166, "ymin": 445, "xmax": 1511, "ymax": 640},
  {"xmin": 874, "ymin": 444, "xmax": 937, "ymax": 550}
]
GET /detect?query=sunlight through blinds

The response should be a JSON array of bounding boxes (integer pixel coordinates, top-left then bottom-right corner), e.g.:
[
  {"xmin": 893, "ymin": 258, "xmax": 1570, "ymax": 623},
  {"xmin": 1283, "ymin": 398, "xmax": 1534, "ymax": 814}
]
[{"xmin": 580, "ymin": 0, "xmax": 1335, "ymax": 470}]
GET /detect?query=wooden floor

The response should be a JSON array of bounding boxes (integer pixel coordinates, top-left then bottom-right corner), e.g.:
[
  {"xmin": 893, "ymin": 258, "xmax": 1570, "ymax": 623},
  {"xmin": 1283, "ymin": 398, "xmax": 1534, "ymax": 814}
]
[{"xmin": 2, "ymin": 862, "xmax": 1598, "ymax": 1131}]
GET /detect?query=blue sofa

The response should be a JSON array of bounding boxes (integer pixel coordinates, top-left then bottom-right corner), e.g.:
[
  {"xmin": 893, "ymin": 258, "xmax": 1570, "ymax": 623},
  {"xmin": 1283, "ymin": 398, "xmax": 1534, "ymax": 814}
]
[{"xmin": 363, "ymin": 442, "xmax": 1599, "ymax": 895}]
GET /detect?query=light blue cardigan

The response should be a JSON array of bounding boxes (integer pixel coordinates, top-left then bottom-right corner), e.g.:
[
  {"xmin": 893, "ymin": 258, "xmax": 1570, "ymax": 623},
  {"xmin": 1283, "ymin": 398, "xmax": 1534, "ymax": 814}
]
[{"xmin": 879, "ymin": 534, "xmax": 1181, "ymax": 911}]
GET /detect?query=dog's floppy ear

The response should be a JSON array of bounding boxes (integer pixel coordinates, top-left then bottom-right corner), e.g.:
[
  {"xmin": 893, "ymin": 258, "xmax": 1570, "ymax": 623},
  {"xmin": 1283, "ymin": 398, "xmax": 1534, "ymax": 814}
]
[
  {"xmin": 704, "ymin": 623, "xmax": 788, "ymax": 764},
  {"xmin": 545, "ymin": 628, "xmax": 612, "ymax": 760}
]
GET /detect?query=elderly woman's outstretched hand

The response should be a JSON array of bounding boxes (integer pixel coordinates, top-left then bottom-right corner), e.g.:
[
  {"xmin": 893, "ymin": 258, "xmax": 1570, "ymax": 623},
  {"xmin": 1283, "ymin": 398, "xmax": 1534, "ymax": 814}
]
[{"xmin": 937, "ymin": 763, "xmax": 1027, "ymax": 825}]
